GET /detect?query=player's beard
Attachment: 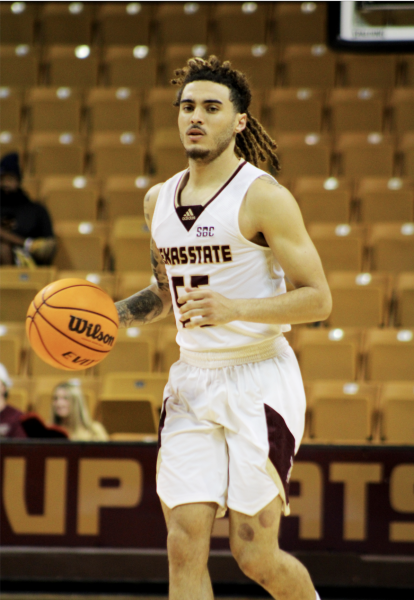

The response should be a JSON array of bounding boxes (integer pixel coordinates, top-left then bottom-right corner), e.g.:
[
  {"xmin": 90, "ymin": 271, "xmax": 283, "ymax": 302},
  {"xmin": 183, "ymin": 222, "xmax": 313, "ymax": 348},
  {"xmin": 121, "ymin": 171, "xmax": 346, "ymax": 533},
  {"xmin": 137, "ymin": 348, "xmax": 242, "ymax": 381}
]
[{"xmin": 182, "ymin": 124, "xmax": 235, "ymax": 164}]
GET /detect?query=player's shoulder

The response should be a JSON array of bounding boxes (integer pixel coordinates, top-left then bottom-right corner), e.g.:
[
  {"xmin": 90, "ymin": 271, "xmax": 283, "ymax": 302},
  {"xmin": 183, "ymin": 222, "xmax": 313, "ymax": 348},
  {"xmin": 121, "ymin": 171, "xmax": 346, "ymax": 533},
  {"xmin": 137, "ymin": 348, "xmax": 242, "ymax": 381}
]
[{"xmin": 247, "ymin": 173, "xmax": 297, "ymax": 212}]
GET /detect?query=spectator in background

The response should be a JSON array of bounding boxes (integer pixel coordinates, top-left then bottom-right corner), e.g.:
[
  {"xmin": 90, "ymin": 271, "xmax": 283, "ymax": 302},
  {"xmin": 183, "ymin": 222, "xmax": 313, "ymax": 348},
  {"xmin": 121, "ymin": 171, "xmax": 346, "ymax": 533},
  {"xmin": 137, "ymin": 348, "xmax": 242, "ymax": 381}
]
[
  {"xmin": 51, "ymin": 381, "xmax": 109, "ymax": 441},
  {"xmin": 0, "ymin": 363, "xmax": 27, "ymax": 439},
  {"xmin": 0, "ymin": 152, "xmax": 56, "ymax": 266}
]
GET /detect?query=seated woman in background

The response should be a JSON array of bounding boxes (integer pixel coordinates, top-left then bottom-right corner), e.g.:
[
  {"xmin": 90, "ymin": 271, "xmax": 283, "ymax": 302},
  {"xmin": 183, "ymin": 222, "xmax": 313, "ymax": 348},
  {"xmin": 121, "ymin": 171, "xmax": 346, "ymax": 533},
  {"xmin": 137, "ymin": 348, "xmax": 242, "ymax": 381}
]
[{"xmin": 51, "ymin": 381, "xmax": 108, "ymax": 442}]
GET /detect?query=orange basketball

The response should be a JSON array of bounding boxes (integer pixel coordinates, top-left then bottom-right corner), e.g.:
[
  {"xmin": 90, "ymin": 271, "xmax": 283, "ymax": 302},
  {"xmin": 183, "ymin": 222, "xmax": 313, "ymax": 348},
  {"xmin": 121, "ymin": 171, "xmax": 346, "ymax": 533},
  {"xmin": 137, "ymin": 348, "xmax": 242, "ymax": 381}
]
[{"xmin": 26, "ymin": 278, "xmax": 119, "ymax": 371}]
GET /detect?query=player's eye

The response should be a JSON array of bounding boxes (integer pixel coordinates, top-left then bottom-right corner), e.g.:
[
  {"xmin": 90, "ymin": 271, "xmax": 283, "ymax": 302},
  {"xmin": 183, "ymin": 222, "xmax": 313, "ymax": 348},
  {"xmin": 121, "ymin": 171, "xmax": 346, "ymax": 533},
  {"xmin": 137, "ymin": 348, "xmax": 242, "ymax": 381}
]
[
  {"xmin": 207, "ymin": 105, "xmax": 219, "ymax": 112},
  {"xmin": 182, "ymin": 104, "xmax": 193, "ymax": 112}
]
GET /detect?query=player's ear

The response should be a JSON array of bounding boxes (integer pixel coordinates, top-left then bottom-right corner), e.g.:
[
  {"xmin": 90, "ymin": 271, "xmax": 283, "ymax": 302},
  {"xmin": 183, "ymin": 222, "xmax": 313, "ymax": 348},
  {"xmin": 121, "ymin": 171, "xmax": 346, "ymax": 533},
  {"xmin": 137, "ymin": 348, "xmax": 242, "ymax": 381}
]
[{"xmin": 235, "ymin": 113, "xmax": 247, "ymax": 134}]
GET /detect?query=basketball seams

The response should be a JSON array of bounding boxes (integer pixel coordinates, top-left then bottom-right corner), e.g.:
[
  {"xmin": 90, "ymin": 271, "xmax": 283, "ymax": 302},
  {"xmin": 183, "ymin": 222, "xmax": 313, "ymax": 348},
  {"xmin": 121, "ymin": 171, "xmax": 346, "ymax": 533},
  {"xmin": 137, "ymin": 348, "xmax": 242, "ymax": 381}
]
[
  {"xmin": 31, "ymin": 319, "xmax": 79, "ymax": 371},
  {"xmin": 36, "ymin": 307, "xmax": 112, "ymax": 354},
  {"xmin": 41, "ymin": 302, "xmax": 118, "ymax": 325},
  {"xmin": 33, "ymin": 284, "xmax": 118, "ymax": 328}
]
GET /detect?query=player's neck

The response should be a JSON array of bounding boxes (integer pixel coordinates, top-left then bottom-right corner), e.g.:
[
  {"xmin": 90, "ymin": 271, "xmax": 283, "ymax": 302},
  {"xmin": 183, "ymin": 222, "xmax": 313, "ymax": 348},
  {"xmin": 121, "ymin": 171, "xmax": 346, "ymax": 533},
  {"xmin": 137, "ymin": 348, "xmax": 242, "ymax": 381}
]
[{"xmin": 187, "ymin": 145, "xmax": 242, "ymax": 192}]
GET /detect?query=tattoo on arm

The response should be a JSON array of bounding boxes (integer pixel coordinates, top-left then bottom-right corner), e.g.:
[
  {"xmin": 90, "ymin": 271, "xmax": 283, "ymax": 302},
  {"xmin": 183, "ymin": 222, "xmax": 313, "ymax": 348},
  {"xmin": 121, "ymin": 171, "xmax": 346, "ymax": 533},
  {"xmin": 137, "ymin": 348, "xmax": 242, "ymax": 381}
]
[
  {"xmin": 151, "ymin": 238, "xmax": 170, "ymax": 294},
  {"xmin": 116, "ymin": 289, "xmax": 163, "ymax": 328},
  {"xmin": 258, "ymin": 174, "xmax": 284, "ymax": 189}
]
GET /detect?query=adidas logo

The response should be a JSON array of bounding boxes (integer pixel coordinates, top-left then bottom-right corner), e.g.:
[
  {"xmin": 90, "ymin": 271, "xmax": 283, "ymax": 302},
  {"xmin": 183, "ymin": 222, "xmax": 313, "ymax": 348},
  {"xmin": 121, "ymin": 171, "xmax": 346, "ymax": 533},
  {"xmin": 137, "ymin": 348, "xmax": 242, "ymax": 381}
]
[{"xmin": 182, "ymin": 208, "xmax": 196, "ymax": 221}]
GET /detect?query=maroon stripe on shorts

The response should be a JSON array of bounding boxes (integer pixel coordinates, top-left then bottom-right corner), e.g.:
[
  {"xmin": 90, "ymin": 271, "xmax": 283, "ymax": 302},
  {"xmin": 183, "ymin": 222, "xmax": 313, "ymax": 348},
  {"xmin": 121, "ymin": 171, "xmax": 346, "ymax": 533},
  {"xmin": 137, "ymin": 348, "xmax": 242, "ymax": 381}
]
[
  {"xmin": 264, "ymin": 403, "xmax": 295, "ymax": 503},
  {"xmin": 157, "ymin": 396, "xmax": 170, "ymax": 450}
]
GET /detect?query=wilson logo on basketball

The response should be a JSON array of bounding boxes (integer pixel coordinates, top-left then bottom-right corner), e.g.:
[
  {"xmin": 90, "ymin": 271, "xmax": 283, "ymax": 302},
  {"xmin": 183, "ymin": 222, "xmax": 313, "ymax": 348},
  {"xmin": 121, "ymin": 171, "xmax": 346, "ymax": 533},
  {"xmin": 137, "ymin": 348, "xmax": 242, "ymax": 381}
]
[{"xmin": 68, "ymin": 315, "xmax": 115, "ymax": 347}]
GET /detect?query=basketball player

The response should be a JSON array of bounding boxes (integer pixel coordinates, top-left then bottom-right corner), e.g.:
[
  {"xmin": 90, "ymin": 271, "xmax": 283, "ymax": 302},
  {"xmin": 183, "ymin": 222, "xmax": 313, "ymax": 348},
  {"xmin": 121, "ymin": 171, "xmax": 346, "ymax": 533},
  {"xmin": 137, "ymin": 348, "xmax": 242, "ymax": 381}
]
[{"xmin": 115, "ymin": 57, "xmax": 331, "ymax": 600}]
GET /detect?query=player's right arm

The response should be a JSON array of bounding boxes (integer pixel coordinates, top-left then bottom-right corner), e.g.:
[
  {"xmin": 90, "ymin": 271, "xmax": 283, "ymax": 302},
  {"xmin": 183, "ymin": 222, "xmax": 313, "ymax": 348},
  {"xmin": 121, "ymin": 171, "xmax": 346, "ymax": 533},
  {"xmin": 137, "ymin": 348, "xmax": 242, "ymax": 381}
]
[{"xmin": 115, "ymin": 184, "xmax": 173, "ymax": 328}]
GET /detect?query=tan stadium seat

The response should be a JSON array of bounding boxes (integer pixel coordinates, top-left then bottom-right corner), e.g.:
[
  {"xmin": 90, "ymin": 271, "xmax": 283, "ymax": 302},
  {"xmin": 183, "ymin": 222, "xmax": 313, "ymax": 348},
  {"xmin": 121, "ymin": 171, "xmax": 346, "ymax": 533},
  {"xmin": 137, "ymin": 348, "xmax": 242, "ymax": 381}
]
[
  {"xmin": 213, "ymin": 2, "xmax": 268, "ymax": 44},
  {"xmin": 0, "ymin": 1, "xmax": 36, "ymax": 45},
  {"xmin": 368, "ymin": 223, "xmax": 414, "ymax": 273},
  {"xmin": 56, "ymin": 271, "xmax": 116, "ymax": 299},
  {"xmin": 296, "ymin": 327, "xmax": 364, "ymax": 382},
  {"xmin": 156, "ymin": 2, "xmax": 209, "ymax": 45},
  {"xmin": 104, "ymin": 46, "xmax": 158, "ymax": 89},
  {"xmin": 0, "ymin": 87, "xmax": 23, "ymax": 133},
  {"xmin": 90, "ymin": 132, "xmax": 145, "ymax": 176},
  {"xmin": 274, "ymin": 133, "xmax": 332, "ymax": 178},
  {"xmin": 275, "ymin": 2, "xmax": 327, "ymax": 44},
  {"xmin": 86, "ymin": 88, "xmax": 141, "ymax": 133},
  {"xmin": 357, "ymin": 177, "xmax": 414, "ymax": 224},
  {"xmin": 0, "ymin": 266, "xmax": 57, "ymax": 287},
  {"xmin": 40, "ymin": 176, "xmax": 99, "ymax": 222},
  {"xmin": 379, "ymin": 382, "xmax": 414, "ymax": 444},
  {"xmin": 336, "ymin": 133, "xmax": 395, "ymax": 178},
  {"xmin": 102, "ymin": 372, "xmax": 169, "ymax": 410},
  {"xmin": 281, "ymin": 44, "xmax": 337, "ymax": 89},
  {"xmin": 98, "ymin": 396, "xmax": 159, "ymax": 436},
  {"xmin": 327, "ymin": 271, "xmax": 393, "ymax": 328},
  {"xmin": 96, "ymin": 327, "xmax": 157, "ymax": 375},
  {"xmin": 151, "ymin": 127, "xmax": 188, "ymax": 180},
  {"xmin": 158, "ymin": 326, "xmax": 180, "ymax": 372},
  {"xmin": 328, "ymin": 88, "xmax": 385, "ymax": 134},
  {"xmin": 0, "ymin": 322, "xmax": 26, "ymax": 376},
  {"xmin": 293, "ymin": 177, "xmax": 352, "ymax": 224},
  {"xmin": 103, "ymin": 175, "xmax": 152, "ymax": 222},
  {"xmin": 395, "ymin": 273, "xmax": 414, "ymax": 328},
  {"xmin": 340, "ymin": 54, "xmax": 397, "ymax": 89},
  {"xmin": 27, "ymin": 87, "xmax": 82, "ymax": 133},
  {"xmin": 162, "ymin": 44, "xmax": 215, "ymax": 86},
  {"xmin": 148, "ymin": 87, "xmax": 183, "ymax": 131},
  {"xmin": 39, "ymin": 2, "xmax": 93, "ymax": 45},
  {"xmin": 364, "ymin": 328, "xmax": 414, "ymax": 381},
  {"xmin": 390, "ymin": 89, "xmax": 414, "ymax": 133},
  {"xmin": 45, "ymin": 45, "xmax": 100, "ymax": 88},
  {"xmin": 8, "ymin": 388, "xmax": 29, "ymax": 413},
  {"xmin": 53, "ymin": 221, "xmax": 109, "ymax": 271},
  {"xmin": 28, "ymin": 133, "xmax": 85, "ymax": 176},
  {"xmin": 307, "ymin": 381, "xmax": 379, "ymax": 443},
  {"xmin": 0, "ymin": 45, "xmax": 39, "ymax": 87},
  {"xmin": 115, "ymin": 272, "xmax": 153, "ymax": 302},
  {"xmin": 307, "ymin": 223, "xmax": 367, "ymax": 274},
  {"xmin": 267, "ymin": 88, "xmax": 324, "ymax": 134},
  {"xmin": 223, "ymin": 45, "xmax": 277, "ymax": 89},
  {"xmin": 111, "ymin": 217, "xmax": 151, "ymax": 272},
  {"xmin": 0, "ymin": 282, "xmax": 41, "ymax": 322},
  {"xmin": 400, "ymin": 133, "xmax": 414, "ymax": 179},
  {"xmin": 32, "ymin": 376, "xmax": 99, "ymax": 420},
  {"xmin": 97, "ymin": 2, "xmax": 151, "ymax": 46}
]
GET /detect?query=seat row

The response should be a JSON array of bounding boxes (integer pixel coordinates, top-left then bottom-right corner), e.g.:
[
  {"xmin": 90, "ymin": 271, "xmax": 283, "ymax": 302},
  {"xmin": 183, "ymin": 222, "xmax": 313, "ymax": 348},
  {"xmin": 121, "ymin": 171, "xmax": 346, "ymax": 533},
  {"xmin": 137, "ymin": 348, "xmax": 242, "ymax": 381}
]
[
  {"xmin": 5, "ymin": 373, "xmax": 414, "ymax": 444},
  {"xmin": 1, "ymin": 42, "xmax": 414, "ymax": 90},
  {"xmin": 3, "ymin": 131, "xmax": 414, "ymax": 181},
  {"xmin": 14, "ymin": 175, "xmax": 414, "ymax": 226},
  {"xmin": 2, "ymin": 86, "xmax": 414, "ymax": 136},
  {"xmin": 0, "ymin": 1, "xmax": 329, "ymax": 46}
]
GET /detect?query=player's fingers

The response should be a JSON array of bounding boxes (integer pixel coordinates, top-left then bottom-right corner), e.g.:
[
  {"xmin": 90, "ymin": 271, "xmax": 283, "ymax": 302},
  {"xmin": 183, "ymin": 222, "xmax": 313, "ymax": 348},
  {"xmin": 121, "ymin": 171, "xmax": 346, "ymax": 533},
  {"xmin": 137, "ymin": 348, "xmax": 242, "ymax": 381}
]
[
  {"xmin": 185, "ymin": 315, "xmax": 212, "ymax": 328},
  {"xmin": 178, "ymin": 290, "xmax": 206, "ymax": 304},
  {"xmin": 179, "ymin": 307, "xmax": 204, "ymax": 320},
  {"xmin": 178, "ymin": 298, "xmax": 206, "ymax": 313}
]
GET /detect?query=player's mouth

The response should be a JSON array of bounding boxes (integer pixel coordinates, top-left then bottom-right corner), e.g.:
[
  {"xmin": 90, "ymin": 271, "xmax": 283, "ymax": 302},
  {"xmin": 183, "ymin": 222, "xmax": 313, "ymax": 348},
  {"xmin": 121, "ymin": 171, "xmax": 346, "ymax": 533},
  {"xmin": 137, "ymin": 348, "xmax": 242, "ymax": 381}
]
[{"xmin": 187, "ymin": 126, "xmax": 205, "ymax": 141}]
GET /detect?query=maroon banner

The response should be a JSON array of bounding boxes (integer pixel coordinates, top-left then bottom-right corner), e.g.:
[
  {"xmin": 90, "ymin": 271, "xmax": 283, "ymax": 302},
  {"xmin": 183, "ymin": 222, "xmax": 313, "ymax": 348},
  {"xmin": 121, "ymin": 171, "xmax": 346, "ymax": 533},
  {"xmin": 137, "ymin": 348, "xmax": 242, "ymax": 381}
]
[{"xmin": 1, "ymin": 441, "xmax": 413, "ymax": 555}]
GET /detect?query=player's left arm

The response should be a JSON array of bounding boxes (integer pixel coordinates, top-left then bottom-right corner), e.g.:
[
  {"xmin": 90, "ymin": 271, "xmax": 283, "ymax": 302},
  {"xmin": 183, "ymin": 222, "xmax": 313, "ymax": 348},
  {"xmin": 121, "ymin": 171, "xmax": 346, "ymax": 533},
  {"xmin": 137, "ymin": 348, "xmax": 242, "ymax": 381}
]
[{"xmin": 179, "ymin": 175, "xmax": 332, "ymax": 328}]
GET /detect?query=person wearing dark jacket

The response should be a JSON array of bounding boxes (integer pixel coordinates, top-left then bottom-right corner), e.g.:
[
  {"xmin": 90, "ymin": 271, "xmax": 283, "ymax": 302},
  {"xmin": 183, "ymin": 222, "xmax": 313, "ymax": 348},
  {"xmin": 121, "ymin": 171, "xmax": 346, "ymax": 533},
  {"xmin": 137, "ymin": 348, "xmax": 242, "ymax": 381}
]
[{"xmin": 0, "ymin": 152, "xmax": 56, "ymax": 266}]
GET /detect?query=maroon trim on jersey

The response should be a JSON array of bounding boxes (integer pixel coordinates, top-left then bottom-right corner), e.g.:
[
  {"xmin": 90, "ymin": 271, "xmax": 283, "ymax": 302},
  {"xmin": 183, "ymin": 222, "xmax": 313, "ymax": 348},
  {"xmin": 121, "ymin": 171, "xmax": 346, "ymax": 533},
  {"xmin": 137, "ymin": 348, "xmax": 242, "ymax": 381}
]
[
  {"xmin": 264, "ymin": 403, "xmax": 295, "ymax": 505},
  {"xmin": 157, "ymin": 396, "xmax": 171, "ymax": 451},
  {"xmin": 174, "ymin": 160, "xmax": 247, "ymax": 232}
]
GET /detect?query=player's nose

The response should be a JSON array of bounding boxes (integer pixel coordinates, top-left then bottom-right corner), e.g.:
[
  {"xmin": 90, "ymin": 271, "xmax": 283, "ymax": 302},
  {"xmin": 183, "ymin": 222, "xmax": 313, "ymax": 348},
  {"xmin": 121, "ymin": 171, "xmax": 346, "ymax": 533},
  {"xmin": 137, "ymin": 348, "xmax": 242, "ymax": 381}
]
[{"xmin": 190, "ymin": 107, "xmax": 204, "ymax": 123}]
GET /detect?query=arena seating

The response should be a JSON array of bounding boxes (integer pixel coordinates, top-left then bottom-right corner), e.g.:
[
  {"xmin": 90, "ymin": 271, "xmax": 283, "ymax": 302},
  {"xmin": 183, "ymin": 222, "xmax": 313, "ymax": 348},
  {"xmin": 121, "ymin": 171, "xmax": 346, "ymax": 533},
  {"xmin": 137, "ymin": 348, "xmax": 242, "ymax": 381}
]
[{"xmin": 1, "ymin": 0, "xmax": 413, "ymax": 443}]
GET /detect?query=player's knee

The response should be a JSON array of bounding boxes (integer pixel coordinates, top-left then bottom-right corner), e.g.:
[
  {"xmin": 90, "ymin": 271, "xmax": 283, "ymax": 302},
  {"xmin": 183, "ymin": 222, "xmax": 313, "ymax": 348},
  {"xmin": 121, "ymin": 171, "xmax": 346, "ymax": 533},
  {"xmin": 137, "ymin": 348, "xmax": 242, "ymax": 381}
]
[
  {"xmin": 232, "ymin": 544, "xmax": 284, "ymax": 586},
  {"xmin": 167, "ymin": 523, "xmax": 209, "ymax": 568}
]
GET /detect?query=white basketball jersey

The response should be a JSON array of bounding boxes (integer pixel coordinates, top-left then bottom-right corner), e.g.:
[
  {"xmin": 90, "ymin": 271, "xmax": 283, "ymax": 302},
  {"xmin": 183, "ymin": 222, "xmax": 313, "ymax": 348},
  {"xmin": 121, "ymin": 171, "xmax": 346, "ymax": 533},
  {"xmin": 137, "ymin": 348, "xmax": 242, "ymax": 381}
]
[{"xmin": 151, "ymin": 160, "xmax": 291, "ymax": 352}]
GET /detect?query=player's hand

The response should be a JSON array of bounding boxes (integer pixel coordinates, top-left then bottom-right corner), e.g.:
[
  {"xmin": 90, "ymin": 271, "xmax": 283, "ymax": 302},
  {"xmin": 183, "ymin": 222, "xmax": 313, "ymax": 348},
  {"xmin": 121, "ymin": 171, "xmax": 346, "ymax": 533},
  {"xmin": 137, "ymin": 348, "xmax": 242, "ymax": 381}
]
[{"xmin": 178, "ymin": 287, "xmax": 238, "ymax": 328}]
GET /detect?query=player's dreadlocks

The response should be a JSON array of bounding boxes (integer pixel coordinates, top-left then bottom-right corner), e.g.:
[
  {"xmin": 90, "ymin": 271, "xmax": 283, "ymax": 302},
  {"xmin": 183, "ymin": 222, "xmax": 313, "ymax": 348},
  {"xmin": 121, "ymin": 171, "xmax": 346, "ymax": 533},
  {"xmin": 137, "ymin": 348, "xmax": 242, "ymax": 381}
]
[{"xmin": 171, "ymin": 56, "xmax": 280, "ymax": 172}]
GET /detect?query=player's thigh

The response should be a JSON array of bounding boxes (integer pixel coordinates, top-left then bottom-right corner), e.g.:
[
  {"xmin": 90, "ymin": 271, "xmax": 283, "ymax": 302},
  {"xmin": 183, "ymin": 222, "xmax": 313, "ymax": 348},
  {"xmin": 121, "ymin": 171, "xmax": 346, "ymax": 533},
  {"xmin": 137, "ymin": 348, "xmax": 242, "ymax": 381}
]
[{"xmin": 229, "ymin": 495, "xmax": 283, "ymax": 564}]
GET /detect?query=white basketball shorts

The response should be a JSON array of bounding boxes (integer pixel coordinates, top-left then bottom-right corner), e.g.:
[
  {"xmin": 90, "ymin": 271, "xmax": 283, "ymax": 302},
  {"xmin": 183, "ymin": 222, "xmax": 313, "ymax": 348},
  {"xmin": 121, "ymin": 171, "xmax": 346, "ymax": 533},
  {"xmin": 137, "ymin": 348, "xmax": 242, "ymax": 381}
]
[{"xmin": 156, "ymin": 336, "xmax": 306, "ymax": 518}]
